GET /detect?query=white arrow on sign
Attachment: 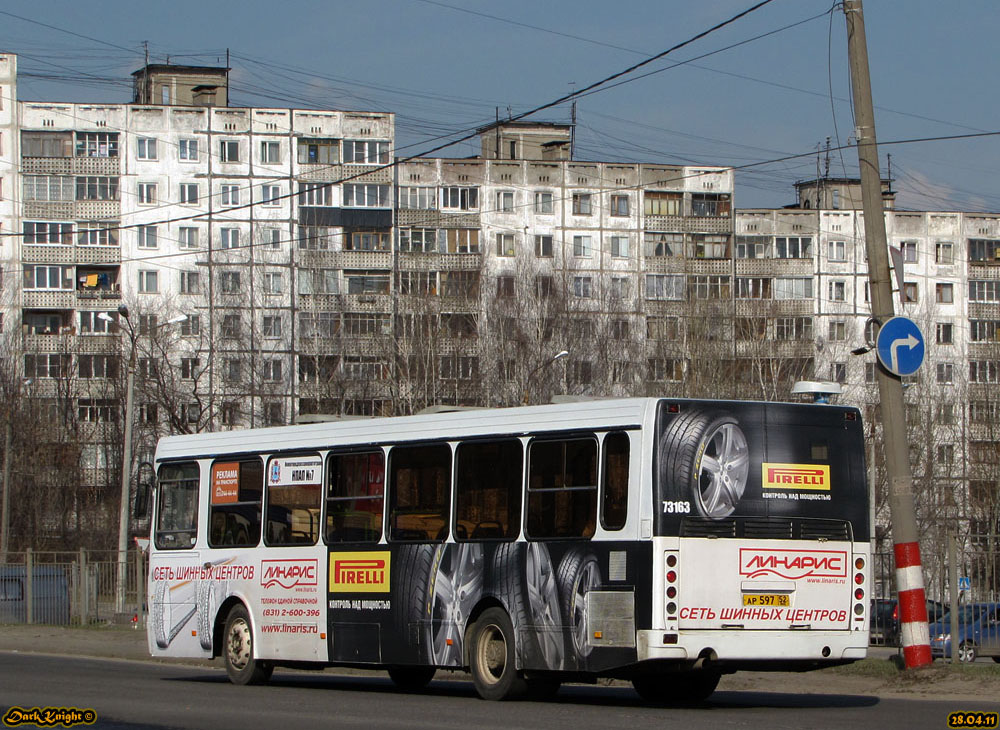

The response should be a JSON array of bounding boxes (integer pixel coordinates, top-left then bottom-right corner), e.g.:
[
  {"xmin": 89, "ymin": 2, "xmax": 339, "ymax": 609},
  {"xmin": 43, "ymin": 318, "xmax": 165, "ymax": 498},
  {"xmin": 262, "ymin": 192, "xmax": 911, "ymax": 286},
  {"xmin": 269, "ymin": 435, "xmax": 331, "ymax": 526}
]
[{"xmin": 890, "ymin": 333, "xmax": 919, "ymax": 374}]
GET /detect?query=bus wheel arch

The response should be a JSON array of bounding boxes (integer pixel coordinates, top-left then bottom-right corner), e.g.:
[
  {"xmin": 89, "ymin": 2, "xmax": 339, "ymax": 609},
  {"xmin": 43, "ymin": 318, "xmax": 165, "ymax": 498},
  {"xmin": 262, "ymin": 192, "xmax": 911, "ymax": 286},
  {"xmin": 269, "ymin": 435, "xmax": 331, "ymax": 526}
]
[
  {"xmin": 464, "ymin": 597, "xmax": 507, "ymax": 667},
  {"xmin": 212, "ymin": 595, "xmax": 246, "ymax": 658},
  {"xmin": 222, "ymin": 603, "xmax": 274, "ymax": 685}
]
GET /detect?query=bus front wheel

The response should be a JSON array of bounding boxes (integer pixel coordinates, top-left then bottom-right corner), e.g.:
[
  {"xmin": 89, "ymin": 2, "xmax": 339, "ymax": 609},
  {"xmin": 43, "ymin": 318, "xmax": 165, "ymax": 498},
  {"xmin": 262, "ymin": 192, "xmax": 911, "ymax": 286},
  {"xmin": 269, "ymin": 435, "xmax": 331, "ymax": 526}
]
[
  {"xmin": 387, "ymin": 665, "xmax": 436, "ymax": 690},
  {"xmin": 469, "ymin": 608, "xmax": 527, "ymax": 700},
  {"xmin": 631, "ymin": 670, "xmax": 720, "ymax": 704},
  {"xmin": 223, "ymin": 604, "xmax": 273, "ymax": 685}
]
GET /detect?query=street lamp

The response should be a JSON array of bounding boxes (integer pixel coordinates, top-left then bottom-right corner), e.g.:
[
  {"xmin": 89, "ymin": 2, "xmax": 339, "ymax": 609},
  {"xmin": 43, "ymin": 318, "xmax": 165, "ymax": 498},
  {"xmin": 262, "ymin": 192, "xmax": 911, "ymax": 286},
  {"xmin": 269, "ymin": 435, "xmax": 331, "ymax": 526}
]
[
  {"xmin": 100, "ymin": 306, "xmax": 186, "ymax": 614},
  {"xmin": 522, "ymin": 350, "xmax": 569, "ymax": 406}
]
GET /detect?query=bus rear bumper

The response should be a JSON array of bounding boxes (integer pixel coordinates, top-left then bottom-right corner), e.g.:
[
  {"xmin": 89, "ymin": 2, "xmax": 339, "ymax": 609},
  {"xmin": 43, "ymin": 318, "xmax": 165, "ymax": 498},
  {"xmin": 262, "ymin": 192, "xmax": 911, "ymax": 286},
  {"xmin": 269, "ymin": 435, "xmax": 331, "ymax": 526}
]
[{"xmin": 637, "ymin": 630, "xmax": 868, "ymax": 664}]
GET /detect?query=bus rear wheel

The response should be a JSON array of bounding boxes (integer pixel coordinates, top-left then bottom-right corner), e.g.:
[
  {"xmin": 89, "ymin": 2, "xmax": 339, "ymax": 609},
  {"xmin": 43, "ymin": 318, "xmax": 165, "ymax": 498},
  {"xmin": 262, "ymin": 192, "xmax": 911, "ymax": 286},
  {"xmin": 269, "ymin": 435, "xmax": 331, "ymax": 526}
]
[
  {"xmin": 631, "ymin": 670, "xmax": 720, "ymax": 704},
  {"xmin": 387, "ymin": 666, "xmax": 436, "ymax": 690},
  {"xmin": 223, "ymin": 604, "xmax": 273, "ymax": 685},
  {"xmin": 469, "ymin": 608, "xmax": 526, "ymax": 700}
]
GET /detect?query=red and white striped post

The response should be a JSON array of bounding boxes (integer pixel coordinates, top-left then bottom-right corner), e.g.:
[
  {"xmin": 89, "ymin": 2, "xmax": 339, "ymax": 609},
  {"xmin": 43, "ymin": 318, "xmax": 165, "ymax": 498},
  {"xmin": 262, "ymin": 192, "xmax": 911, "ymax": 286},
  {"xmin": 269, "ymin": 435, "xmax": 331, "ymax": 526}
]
[{"xmin": 894, "ymin": 541, "xmax": 932, "ymax": 667}]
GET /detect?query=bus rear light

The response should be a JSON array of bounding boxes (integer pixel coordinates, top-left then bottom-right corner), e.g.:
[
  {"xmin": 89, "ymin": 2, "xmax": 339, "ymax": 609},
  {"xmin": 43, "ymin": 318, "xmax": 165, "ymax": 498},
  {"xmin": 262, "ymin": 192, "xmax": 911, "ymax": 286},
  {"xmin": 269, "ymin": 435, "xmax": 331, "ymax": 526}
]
[
  {"xmin": 667, "ymin": 586, "xmax": 677, "ymax": 599},
  {"xmin": 854, "ymin": 573, "xmax": 864, "ymax": 585},
  {"xmin": 854, "ymin": 603, "xmax": 865, "ymax": 616},
  {"xmin": 666, "ymin": 602, "xmax": 677, "ymax": 615},
  {"xmin": 855, "ymin": 587, "xmax": 864, "ymax": 600},
  {"xmin": 855, "ymin": 557, "xmax": 865, "ymax": 570},
  {"xmin": 666, "ymin": 554, "xmax": 677, "ymax": 568},
  {"xmin": 666, "ymin": 570, "xmax": 677, "ymax": 583}
]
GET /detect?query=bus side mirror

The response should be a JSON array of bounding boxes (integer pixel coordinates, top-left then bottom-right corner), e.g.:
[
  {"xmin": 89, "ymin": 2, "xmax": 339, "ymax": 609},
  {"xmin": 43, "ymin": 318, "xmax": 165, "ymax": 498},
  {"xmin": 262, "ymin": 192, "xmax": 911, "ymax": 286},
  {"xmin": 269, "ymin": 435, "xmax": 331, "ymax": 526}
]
[{"xmin": 134, "ymin": 462, "xmax": 154, "ymax": 520}]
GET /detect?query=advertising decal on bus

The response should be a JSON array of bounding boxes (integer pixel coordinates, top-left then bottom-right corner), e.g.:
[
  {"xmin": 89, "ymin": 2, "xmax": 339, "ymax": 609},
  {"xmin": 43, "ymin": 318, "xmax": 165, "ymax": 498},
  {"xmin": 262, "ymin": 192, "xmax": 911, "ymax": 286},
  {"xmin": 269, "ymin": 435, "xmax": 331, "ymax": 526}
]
[{"xmin": 329, "ymin": 552, "xmax": 391, "ymax": 593}]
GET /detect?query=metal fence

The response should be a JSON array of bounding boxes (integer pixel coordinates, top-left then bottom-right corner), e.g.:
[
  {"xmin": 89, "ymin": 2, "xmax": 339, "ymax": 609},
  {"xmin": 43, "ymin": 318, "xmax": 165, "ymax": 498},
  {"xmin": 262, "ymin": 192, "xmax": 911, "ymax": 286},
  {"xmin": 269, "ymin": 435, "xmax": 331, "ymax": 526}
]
[{"xmin": 0, "ymin": 549, "xmax": 146, "ymax": 625}]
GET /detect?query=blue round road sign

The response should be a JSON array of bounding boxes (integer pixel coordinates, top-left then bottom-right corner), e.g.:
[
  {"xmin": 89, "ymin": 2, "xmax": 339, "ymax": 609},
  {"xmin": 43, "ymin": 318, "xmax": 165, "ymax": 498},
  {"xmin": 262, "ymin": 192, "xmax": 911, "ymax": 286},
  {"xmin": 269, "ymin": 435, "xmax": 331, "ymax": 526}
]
[{"xmin": 875, "ymin": 316, "xmax": 925, "ymax": 377}]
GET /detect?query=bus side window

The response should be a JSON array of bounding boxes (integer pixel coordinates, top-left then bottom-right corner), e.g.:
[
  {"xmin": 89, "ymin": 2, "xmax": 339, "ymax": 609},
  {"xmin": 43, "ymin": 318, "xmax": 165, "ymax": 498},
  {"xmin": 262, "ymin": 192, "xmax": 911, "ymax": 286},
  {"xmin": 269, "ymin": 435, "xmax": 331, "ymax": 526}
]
[
  {"xmin": 455, "ymin": 440, "xmax": 522, "ymax": 541},
  {"xmin": 154, "ymin": 462, "xmax": 200, "ymax": 550},
  {"xmin": 527, "ymin": 438, "xmax": 597, "ymax": 539},
  {"xmin": 265, "ymin": 455, "xmax": 323, "ymax": 546},
  {"xmin": 388, "ymin": 443, "xmax": 451, "ymax": 542},
  {"xmin": 601, "ymin": 432, "xmax": 629, "ymax": 531},
  {"xmin": 326, "ymin": 451, "xmax": 384, "ymax": 543},
  {"xmin": 208, "ymin": 459, "xmax": 263, "ymax": 548}
]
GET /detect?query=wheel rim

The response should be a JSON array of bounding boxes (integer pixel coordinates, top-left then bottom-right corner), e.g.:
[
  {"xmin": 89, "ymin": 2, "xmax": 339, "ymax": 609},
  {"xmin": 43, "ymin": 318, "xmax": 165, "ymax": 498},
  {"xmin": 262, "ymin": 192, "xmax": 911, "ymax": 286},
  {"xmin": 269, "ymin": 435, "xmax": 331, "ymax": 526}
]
[
  {"xmin": 428, "ymin": 544, "xmax": 484, "ymax": 664},
  {"xmin": 696, "ymin": 422, "xmax": 749, "ymax": 518},
  {"xmin": 959, "ymin": 643, "xmax": 975, "ymax": 663},
  {"xmin": 476, "ymin": 623, "xmax": 508, "ymax": 686},
  {"xmin": 525, "ymin": 543, "xmax": 563, "ymax": 668},
  {"xmin": 227, "ymin": 617, "xmax": 252, "ymax": 671},
  {"xmin": 568, "ymin": 558, "xmax": 601, "ymax": 657}
]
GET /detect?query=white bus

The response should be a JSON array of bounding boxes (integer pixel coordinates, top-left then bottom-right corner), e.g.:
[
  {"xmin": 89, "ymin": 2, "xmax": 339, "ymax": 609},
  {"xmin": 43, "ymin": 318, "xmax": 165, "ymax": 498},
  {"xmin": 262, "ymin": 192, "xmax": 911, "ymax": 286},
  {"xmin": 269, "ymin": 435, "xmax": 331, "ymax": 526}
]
[{"xmin": 146, "ymin": 398, "xmax": 870, "ymax": 701}]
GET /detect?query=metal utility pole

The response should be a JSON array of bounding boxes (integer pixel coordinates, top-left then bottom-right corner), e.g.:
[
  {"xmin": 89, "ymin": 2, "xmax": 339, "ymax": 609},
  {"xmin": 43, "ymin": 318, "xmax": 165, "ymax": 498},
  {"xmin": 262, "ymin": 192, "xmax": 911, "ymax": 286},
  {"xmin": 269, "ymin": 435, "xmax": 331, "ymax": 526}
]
[{"xmin": 843, "ymin": 0, "xmax": 931, "ymax": 668}]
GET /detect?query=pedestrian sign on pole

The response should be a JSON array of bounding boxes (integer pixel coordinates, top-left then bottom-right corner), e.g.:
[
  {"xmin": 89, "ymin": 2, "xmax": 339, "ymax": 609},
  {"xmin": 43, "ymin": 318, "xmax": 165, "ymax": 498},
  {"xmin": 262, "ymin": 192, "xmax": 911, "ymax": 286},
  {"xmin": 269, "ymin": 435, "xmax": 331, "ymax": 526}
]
[
  {"xmin": 875, "ymin": 316, "xmax": 925, "ymax": 377},
  {"xmin": 959, "ymin": 576, "xmax": 970, "ymax": 592}
]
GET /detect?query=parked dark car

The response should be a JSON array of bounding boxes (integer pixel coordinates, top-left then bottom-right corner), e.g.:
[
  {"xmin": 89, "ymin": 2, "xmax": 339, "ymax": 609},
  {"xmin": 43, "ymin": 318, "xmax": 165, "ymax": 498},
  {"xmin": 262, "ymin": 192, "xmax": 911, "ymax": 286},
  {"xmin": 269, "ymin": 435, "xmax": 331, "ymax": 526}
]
[
  {"xmin": 870, "ymin": 597, "xmax": 946, "ymax": 646},
  {"xmin": 0, "ymin": 565, "xmax": 70, "ymax": 624},
  {"xmin": 930, "ymin": 603, "xmax": 1000, "ymax": 663}
]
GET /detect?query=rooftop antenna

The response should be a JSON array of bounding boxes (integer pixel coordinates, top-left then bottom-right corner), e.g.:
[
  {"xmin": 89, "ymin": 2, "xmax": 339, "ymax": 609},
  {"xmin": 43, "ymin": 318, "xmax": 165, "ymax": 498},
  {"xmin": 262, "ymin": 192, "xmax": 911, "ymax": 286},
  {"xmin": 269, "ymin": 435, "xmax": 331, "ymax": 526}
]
[
  {"xmin": 824, "ymin": 136, "xmax": 831, "ymax": 179},
  {"xmin": 569, "ymin": 81, "xmax": 577, "ymax": 160}
]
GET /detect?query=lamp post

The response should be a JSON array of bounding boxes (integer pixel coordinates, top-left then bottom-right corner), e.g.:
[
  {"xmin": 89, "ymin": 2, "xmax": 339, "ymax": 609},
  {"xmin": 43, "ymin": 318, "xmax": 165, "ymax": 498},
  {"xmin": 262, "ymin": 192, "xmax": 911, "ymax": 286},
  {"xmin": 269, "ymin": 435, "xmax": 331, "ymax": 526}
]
[
  {"xmin": 100, "ymin": 306, "xmax": 186, "ymax": 614},
  {"xmin": 522, "ymin": 350, "xmax": 569, "ymax": 406}
]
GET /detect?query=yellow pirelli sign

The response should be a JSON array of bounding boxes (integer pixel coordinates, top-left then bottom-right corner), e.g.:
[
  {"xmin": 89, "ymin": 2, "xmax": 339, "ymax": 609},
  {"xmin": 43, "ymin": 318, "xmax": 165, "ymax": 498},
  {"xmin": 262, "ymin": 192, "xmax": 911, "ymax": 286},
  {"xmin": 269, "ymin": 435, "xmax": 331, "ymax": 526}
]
[
  {"xmin": 762, "ymin": 463, "xmax": 831, "ymax": 491},
  {"xmin": 329, "ymin": 551, "xmax": 391, "ymax": 593}
]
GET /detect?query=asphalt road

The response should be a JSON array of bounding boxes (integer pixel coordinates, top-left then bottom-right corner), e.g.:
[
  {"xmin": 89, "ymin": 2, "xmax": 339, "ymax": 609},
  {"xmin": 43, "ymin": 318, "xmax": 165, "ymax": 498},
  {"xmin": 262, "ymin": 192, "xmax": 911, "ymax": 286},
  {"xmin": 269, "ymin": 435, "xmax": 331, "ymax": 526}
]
[{"xmin": 2, "ymin": 653, "xmax": 999, "ymax": 730}]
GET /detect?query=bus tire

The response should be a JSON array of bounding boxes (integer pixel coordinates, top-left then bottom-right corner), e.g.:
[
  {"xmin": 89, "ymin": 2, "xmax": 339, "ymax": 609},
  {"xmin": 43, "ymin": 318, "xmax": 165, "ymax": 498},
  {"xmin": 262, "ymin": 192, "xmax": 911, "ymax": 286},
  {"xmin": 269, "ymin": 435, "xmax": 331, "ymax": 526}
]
[
  {"xmin": 387, "ymin": 665, "xmax": 436, "ymax": 690},
  {"xmin": 631, "ymin": 670, "xmax": 720, "ymax": 704},
  {"xmin": 469, "ymin": 607, "xmax": 527, "ymax": 700},
  {"xmin": 493, "ymin": 542, "xmax": 563, "ymax": 671},
  {"xmin": 525, "ymin": 676, "xmax": 562, "ymax": 700},
  {"xmin": 659, "ymin": 409, "xmax": 749, "ymax": 519},
  {"xmin": 223, "ymin": 604, "xmax": 273, "ymax": 685},
  {"xmin": 425, "ymin": 543, "xmax": 485, "ymax": 665},
  {"xmin": 556, "ymin": 548, "xmax": 601, "ymax": 663}
]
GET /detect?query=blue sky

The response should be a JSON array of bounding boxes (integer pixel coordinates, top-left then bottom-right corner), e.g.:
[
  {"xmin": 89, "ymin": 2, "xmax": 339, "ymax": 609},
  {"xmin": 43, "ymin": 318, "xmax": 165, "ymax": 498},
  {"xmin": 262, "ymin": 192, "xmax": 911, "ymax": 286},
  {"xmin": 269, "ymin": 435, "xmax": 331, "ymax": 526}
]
[{"xmin": 2, "ymin": 0, "xmax": 998, "ymax": 210}]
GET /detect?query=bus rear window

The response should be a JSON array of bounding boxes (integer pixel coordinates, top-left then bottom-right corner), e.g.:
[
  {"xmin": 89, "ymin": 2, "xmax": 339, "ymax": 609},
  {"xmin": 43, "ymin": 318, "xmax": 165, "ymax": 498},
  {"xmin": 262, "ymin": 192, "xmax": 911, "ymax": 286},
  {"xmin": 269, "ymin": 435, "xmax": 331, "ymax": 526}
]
[
  {"xmin": 326, "ymin": 451, "xmax": 384, "ymax": 543},
  {"xmin": 155, "ymin": 462, "xmax": 199, "ymax": 550}
]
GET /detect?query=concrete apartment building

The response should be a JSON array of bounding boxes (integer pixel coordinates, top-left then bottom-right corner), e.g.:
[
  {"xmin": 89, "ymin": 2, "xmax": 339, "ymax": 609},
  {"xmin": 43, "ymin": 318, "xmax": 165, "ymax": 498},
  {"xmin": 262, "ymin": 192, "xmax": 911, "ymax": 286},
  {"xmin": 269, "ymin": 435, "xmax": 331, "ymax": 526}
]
[{"xmin": 1, "ymin": 53, "xmax": 997, "ymax": 550}]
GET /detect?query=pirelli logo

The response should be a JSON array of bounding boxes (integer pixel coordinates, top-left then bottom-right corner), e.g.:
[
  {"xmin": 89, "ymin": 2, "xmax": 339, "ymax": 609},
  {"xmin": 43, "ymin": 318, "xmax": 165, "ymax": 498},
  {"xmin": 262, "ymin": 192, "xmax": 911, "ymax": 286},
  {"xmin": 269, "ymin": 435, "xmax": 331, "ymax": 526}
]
[
  {"xmin": 329, "ymin": 551, "xmax": 390, "ymax": 593},
  {"xmin": 762, "ymin": 463, "xmax": 831, "ymax": 491}
]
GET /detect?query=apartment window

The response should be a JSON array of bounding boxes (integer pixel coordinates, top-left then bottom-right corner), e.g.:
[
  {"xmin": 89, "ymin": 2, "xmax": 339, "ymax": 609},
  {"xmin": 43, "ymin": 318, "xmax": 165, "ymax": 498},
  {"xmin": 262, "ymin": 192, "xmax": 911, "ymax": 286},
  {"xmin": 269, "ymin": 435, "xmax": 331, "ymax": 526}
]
[
  {"xmin": 736, "ymin": 317, "xmax": 766, "ymax": 341},
  {"xmin": 79, "ymin": 310, "xmax": 118, "ymax": 334},
  {"xmin": 77, "ymin": 222, "xmax": 118, "ymax": 247},
  {"xmin": 297, "ymin": 138, "xmax": 338, "ymax": 164},
  {"xmin": 610, "ymin": 235, "xmax": 629, "ymax": 258},
  {"xmin": 219, "ymin": 228, "xmax": 240, "ymax": 250},
  {"xmin": 901, "ymin": 241, "xmax": 918, "ymax": 263},
  {"xmin": 496, "ymin": 190, "xmax": 514, "ymax": 212},
  {"xmin": 774, "ymin": 277, "xmax": 814, "ymax": 300},
  {"xmin": 440, "ymin": 270, "xmax": 479, "ymax": 297},
  {"xmin": 573, "ymin": 235, "xmax": 593, "ymax": 257},
  {"xmin": 935, "ymin": 242, "xmax": 954, "ymax": 265},
  {"xmin": 398, "ymin": 228, "xmax": 437, "ymax": 253},
  {"xmin": 134, "ymin": 227, "xmax": 157, "ymax": 254},
  {"xmin": 775, "ymin": 237, "xmax": 812, "ymax": 259},
  {"xmin": 398, "ymin": 186, "xmax": 435, "ymax": 209},
  {"xmin": 75, "ymin": 132, "xmax": 118, "ymax": 158},
  {"xmin": 536, "ymin": 276, "xmax": 553, "ymax": 299},
  {"xmin": 936, "ymin": 322, "xmax": 953, "ymax": 345},
  {"xmin": 969, "ymin": 280, "xmax": 1000, "ymax": 302},
  {"xmin": 439, "ymin": 355, "xmax": 478, "ymax": 380},
  {"xmin": 644, "ymin": 191, "xmax": 682, "ymax": 216},
  {"xmin": 21, "ymin": 131, "xmax": 72, "ymax": 157},
  {"xmin": 442, "ymin": 229, "xmax": 480, "ymax": 254},
  {"xmin": 178, "ymin": 138, "xmax": 198, "ymax": 161},
  {"xmin": 344, "ymin": 270, "xmax": 389, "ymax": 295},
  {"xmin": 936, "ymin": 362, "xmax": 954, "ymax": 384},
  {"xmin": 75, "ymin": 176, "xmax": 119, "ymax": 201},
  {"xmin": 648, "ymin": 358, "xmax": 683, "ymax": 383},
  {"xmin": 690, "ymin": 193, "xmax": 731, "ymax": 217},
  {"xmin": 969, "ymin": 360, "xmax": 1000, "ymax": 383},
  {"xmin": 262, "ymin": 359, "xmax": 283, "ymax": 382},
  {"xmin": 865, "ymin": 362, "xmax": 876, "ymax": 384},
  {"xmin": 689, "ymin": 235, "xmax": 729, "ymax": 259},
  {"xmin": 646, "ymin": 316, "xmax": 680, "ymax": 341},
  {"xmin": 344, "ymin": 183, "xmax": 389, "ymax": 207},
  {"xmin": 496, "ymin": 275, "xmax": 515, "ymax": 298},
  {"xmin": 79, "ymin": 354, "xmax": 119, "ymax": 379},
  {"xmin": 182, "ymin": 403, "xmax": 201, "ymax": 425},
  {"xmin": 179, "ymin": 183, "xmax": 198, "ymax": 204},
  {"xmin": 220, "ymin": 271, "xmax": 241, "ymax": 294},
  {"xmin": 828, "ymin": 240, "xmax": 847, "ymax": 261},
  {"xmin": 299, "ymin": 268, "xmax": 339, "ymax": 295},
  {"xmin": 970, "ymin": 320, "xmax": 1000, "ymax": 342},
  {"xmin": 137, "ymin": 182, "xmax": 157, "ymax": 205},
  {"xmin": 645, "ymin": 274, "xmax": 685, "ymax": 300},
  {"xmin": 439, "ymin": 186, "xmax": 478, "ymax": 210},
  {"xmin": 179, "ymin": 227, "xmax": 199, "ymax": 249},
  {"xmin": 261, "ymin": 227, "xmax": 281, "ymax": 249},
  {"xmin": 138, "ymin": 313, "xmax": 158, "ymax": 336},
  {"xmin": 23, "ymin": 222, "xmax": 72, "ymax": 245},
  {"xmin": 24, "ymin": 354, "xmax": 69, "ymax": 379},
  {"xmin": 180, "ymin": 271, "xmax": 200, "ymax": 295},
  {"xmin": 261, "ymin": 185, "xmax": 281, "ymax": 206},
  {"xmin": 829, "ymin": 320, "xmax": 847, "ymax": 341},
  {"xmin": 573, "ymin": 276, "xmax": 593, "ymax": 299},
  {"xmin": 180, "ymin": 315, "xmax": 201, "ymax": 336},
  {"xmin": 224, "ymin": 358, "xmax": 242, "ymax": 382},
  {"xmin": 347, "ymin": 231, "xmax": 390, "ymax": 251},
  {"xmin": 829, "ymin": 280, "xmax": 846, "ymax": 302},
  {"xmin": 610, "ymin": 319, "xmax": 629, "ymax": 341},
  {"xmin": 220, "ymin": 140, "xmax": 240, "ymax": 162},
  {"xmin": 689, "ymin": 275, "xmax": 731, "ymax": 300},
  {"xmin": 23, "ymin": 264, "xmax": 72, "ymax": 291},
  {"xmin": 936, "ymin": 404, "xmax": 954, "ymax": 425},
  {"xmin": 496, "ymin": 233, "xmax": 515, "ymax": 257},
  {"xmin": 78, "ymin": 399, "xmax": 115, "ymax": 422},
  {"xmin": 735, "ymin": 277, "xmax": 772, "ymax": 299},
  {"xmin": 298, "ymin": 183, "xmax": 333, "ymax": 207},
  {"xmin": 181, "ymin": 358, "xmax": 200, "ymax": 380},
  {"xmin": 610, "ymin": 194, "xmax": 629, "ymax": 217},
  {"xmin": 936, "ymin": 282, "xmax": 954, "ymax": 303},
  {"xmin": 831, "ymin": 362, "xmax": 847, "ymax": 384},
  {"xmin": 136, "ymin": 137, "xmax": 157, "ymax": 160},
  {"xmin": 936, "ymin": 445, "xmax": 955, "ymax": 464},
  {"xmin": 572, "ymin": 193, "xmax": 592, "ymax": 216},
  {"xmin": 645, "ymin": 232, "xmax": 683, "ymax": 257},
  {"xmin": 534, "ymin": 235, "xmax": 553, "ymax": 258},
  {"xmin": 221, "ymin": 314, "xmax": 241, "ymax": 338},
  {"xmin": 220, "ymin": 184, "xmax": 240, "ymax": 207},
  {"xmin": 533, "ymin": 191, "xmax": 553, "ymax": 214},
  {"xmin": 23, "ymin": 175, "xmax": 74, "ymax": 202},
  {"xmin": 138, "ymin": 270, "xmax": 158, "ymax": 293},
  {"xmin": 610, "ymin": 276, "xmax": 629, "ymax": 299},
  {"xmin": 249, "ymin": 314, "xmax": 277, "ymax": 341},
  {"xmin": 263, "ymin": 272, "xmax": 283, "ymax": 294},
  {"xmin": 775, "ymin": 316, "xmax": 813, "ymax": 341},
  {"xmin": 260, "ymin": 140, "xmax": 281, "ymax": 163},
  {"xmin": 903, "ymin": 282, "xmax": 918, "ymax": 302},
  {"xmin": 344, "ymin": 140, "xmax": 389, "ymax": 164}
]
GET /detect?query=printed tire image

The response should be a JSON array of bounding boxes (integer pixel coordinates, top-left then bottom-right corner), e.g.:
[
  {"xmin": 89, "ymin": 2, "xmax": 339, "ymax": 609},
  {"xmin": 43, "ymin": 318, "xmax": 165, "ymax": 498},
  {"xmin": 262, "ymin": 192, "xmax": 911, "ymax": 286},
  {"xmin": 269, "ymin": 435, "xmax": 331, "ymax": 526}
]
[
  {"xmin": 152, "ymin": 579, "xmax": 169, "ymax": 649},
  {"xmin": 556, "ymin": 548, "xmax": 602, "ymax": 664},
  {"xmin": 223, "ymin": 604, "xmax": 273, "ymax": 685},
  {"xmin": 492, "ymin": 542, "xmax": 564, "ymax": 671},
  {"xmin": 424, "ymin": 543, "xmax": 485, "ymax": 666},
  {"xmin": 395, "ymin": 544, "xmax": 437, "ymax": 662},
  {"xmin": 197, "ymin": 579, "xmax": 226, "ymax": 651},
  {"xmin": 631, "ymin": 669, "xmax": 721, "ymax": 704},
  {"xmin": 659, "ymin": 409, "xmax": 749, "ymax": 519}
]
